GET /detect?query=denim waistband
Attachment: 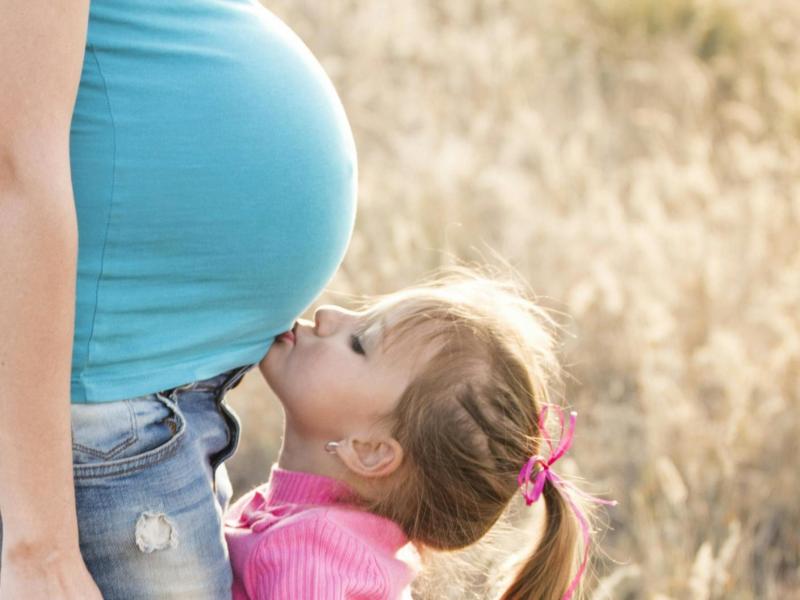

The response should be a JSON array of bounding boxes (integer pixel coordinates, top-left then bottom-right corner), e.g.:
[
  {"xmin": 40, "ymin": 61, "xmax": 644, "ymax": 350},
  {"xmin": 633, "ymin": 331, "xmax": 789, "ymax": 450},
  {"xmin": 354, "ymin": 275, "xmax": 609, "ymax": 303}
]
[{"xmin": 160, "ymin": 364, "xmax": 256, "ymax": 400}]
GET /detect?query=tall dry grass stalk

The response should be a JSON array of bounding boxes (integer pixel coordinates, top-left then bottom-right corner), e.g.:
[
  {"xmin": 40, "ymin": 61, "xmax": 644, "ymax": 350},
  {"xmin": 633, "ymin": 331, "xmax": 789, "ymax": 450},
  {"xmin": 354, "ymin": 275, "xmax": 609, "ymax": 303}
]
[{"xmin": 227, "ymin": 1, "xmax": 800, "ymax": 597}]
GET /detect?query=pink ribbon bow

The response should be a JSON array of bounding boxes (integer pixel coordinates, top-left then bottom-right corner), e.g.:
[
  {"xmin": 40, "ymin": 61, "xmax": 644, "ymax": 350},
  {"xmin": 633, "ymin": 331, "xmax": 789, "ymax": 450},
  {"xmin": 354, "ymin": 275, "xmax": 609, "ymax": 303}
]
[{"xmin": 518, "ymin": 405, "xmax": 617, "ymax": 600}]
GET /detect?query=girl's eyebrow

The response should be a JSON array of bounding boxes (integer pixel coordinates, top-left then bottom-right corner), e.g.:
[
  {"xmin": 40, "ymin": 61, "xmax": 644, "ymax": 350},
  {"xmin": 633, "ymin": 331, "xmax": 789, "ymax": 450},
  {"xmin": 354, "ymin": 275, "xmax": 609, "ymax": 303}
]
[{"xmin": 361, "ymin": 317, "xmax": 386, "ymax": 356}]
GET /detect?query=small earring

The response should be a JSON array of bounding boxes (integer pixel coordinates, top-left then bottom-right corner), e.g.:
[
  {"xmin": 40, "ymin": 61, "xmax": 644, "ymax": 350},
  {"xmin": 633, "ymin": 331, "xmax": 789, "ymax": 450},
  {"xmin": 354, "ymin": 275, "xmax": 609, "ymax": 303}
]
[{"xmin": 324, "ymin": 441, "xmax": 340, "ymax": 454}]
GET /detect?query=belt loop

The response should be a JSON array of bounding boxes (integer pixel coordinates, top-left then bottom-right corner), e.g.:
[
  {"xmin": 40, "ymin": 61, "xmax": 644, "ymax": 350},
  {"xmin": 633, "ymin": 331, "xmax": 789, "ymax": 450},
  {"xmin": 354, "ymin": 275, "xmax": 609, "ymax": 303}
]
[{"xmin": 220, "ymin": 364, "xmax": 256, "ymax": 396}]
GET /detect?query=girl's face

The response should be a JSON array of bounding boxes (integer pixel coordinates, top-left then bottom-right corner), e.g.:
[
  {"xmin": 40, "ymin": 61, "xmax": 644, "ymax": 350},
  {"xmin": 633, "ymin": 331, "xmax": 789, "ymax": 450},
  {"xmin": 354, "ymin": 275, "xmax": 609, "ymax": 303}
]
[{"xmin": 259, "ymin": 305, "xmax": 422, "ymax": 441}]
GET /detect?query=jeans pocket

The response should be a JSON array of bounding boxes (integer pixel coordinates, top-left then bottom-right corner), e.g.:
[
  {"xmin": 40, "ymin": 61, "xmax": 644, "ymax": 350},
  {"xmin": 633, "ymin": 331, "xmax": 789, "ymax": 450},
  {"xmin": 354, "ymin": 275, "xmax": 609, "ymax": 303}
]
[{"xmin": 72, "ymin": 393, "xmax": 186, "ymax": 480}]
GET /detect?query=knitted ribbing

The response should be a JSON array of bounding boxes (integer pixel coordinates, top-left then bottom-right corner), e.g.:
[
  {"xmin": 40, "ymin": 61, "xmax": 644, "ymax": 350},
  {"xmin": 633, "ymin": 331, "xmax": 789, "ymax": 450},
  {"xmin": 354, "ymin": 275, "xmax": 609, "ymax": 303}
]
[{"xmin": 225, "ymin": 466, "xmax": 415, "ymax": 599}]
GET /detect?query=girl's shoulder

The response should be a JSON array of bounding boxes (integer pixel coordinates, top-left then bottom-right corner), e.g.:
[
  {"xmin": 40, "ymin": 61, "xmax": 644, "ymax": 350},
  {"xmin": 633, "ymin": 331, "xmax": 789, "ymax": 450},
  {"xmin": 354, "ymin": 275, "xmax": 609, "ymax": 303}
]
[
  {"xmin": 255, "ymin": 503, "xmax": 407, "ymax": 556},
  {"xmin": 317, "ymin": 505, "xmax": 409, "ymax": 555},
  {"xmin": 248, "ymin": 506, "xmax": 416, "ymax": 600}
]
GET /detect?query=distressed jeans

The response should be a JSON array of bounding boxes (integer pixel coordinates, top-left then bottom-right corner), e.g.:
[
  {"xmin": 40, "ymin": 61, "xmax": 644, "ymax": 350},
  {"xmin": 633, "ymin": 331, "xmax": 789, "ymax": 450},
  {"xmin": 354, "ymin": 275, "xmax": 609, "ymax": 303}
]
[{"xmin": 0, "ymin": 364, "xmax": 253, "ymax": 599}]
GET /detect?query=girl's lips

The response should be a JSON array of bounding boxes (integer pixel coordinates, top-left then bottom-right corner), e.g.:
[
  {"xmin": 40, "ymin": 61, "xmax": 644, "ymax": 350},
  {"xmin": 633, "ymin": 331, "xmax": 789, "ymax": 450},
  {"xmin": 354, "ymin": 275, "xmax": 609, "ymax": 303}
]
[{"xmin": 276, "ymin": 323, "xmax": 297, "ymax": 344}]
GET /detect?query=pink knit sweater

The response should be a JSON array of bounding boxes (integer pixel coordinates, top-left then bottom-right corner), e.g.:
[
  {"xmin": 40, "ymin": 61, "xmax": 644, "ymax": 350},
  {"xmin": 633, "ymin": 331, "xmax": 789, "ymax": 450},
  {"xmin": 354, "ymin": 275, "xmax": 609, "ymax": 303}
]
[{"xmin": 224, "ymin": 467, "xmax": 416, "ymax": 599}]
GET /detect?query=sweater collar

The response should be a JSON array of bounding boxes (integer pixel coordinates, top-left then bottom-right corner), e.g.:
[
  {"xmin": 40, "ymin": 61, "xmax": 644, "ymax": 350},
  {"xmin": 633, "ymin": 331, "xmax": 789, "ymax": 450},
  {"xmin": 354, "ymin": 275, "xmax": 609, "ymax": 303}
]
[{"xmin": 265, "ymin": 465, "xmax": 355, "ymax": 506}]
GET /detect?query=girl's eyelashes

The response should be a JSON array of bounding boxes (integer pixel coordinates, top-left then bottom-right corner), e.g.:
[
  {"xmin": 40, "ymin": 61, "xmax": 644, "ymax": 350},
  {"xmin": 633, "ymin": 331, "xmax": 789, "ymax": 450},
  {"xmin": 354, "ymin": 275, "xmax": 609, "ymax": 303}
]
[{"xmin": 350, "ymin": 333, "xmax": 366, "ymax": 356}]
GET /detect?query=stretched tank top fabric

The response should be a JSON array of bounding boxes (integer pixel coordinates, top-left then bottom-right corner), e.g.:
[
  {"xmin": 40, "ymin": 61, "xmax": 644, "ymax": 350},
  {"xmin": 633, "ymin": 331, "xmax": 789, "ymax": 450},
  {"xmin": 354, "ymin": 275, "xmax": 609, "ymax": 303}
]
[{"xmin": 69, "ymin": 0, "xmax": 357, "ymax": 402}]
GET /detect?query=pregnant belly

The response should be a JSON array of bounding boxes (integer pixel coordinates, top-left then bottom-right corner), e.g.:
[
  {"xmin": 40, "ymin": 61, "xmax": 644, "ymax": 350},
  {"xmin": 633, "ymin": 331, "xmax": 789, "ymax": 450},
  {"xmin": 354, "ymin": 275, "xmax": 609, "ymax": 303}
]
[{"xmin": 70, "ymin": 0, "xmax": 356, "ymax": 381}]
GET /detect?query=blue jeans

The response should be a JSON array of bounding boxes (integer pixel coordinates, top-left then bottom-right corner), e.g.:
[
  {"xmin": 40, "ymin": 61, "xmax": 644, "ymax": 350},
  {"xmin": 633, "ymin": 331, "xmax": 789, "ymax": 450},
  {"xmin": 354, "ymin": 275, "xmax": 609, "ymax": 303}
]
[{"xmin": 1, "ymin": 364, "xmax": 254, "ymax": 599}]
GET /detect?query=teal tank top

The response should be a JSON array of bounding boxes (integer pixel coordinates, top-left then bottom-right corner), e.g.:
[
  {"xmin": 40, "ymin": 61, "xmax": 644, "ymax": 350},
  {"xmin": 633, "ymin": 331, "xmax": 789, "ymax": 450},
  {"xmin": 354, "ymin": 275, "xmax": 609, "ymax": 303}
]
[{"xmin": 69, "ymin": 0, "xmax": 357, "ymax": 402}]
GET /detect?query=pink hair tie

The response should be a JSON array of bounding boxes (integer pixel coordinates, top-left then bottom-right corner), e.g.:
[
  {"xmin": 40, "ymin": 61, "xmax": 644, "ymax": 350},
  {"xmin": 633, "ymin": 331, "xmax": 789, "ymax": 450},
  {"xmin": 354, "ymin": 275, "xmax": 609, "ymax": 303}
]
[{"xmin": 518, "ymin": 405, "xmax": 617, "ymax": 600}]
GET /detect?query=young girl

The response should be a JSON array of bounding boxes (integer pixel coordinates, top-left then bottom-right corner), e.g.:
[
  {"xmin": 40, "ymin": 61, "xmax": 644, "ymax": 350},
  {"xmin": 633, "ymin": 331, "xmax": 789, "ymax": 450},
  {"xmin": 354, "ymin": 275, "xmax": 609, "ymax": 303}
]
[{"xmin": 224, "ymin": 272, "xmax": 613, "ymax": 600}]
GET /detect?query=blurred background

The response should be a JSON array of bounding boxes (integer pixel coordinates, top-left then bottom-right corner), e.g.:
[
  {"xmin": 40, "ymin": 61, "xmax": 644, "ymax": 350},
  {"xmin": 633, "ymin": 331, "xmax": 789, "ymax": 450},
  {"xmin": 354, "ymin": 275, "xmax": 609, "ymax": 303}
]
[{"xmin": 226, "ymin": 1, "xmax": 800, "ymax": 597}]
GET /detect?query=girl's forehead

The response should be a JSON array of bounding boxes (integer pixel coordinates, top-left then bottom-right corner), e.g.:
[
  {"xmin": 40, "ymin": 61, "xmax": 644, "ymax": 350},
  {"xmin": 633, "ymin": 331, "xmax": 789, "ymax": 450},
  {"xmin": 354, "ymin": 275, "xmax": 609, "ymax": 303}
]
[
  {"xmin": 362, "ymin": 309, "xmax": 443, "ymax": 367},
  {"xmin": 363, "ymin": 297, "xmax": 429, "ymax": 331},
  {"xmin": 360, "ymin": 305, "xmax": 415, "ymax": 345}
]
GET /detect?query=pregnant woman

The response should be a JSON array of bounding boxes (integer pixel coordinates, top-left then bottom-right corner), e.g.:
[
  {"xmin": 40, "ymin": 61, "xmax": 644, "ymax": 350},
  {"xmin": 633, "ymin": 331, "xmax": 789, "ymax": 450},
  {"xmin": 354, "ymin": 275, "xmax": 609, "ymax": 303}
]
[{"xmin": 0, "ymin": 1, "xmax": 356, "ymax": 598}]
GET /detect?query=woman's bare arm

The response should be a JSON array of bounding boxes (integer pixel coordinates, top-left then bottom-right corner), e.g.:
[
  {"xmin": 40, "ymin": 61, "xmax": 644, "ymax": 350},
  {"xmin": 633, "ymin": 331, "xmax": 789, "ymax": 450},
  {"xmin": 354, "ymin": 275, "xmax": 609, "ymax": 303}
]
[{"xmin": 0, "ymin": 1, "xmax": 101, "ymax": 597}]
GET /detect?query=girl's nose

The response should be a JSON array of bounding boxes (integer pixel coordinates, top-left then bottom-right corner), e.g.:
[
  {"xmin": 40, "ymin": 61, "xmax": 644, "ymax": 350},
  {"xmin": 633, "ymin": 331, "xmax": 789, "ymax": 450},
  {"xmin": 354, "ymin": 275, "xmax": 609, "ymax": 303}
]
[{"xmin": 313, "ymin": 305, "xmax": 347, "ymax": 337}]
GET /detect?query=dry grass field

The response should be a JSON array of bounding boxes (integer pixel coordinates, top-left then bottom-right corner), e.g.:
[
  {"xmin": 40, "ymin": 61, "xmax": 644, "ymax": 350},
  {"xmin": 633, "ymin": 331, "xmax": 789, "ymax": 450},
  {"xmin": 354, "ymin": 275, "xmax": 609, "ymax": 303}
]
[{"xmin": 226, "ymin": 1, "xmax": 800, "ymax": 597}]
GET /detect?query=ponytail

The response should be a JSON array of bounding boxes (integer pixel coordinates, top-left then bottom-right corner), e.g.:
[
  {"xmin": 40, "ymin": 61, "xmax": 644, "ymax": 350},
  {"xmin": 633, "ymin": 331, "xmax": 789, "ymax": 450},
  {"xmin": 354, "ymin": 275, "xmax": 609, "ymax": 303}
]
[{"xmin": 499, "ymin": 481, "xmax": 580, "ymax": 600}]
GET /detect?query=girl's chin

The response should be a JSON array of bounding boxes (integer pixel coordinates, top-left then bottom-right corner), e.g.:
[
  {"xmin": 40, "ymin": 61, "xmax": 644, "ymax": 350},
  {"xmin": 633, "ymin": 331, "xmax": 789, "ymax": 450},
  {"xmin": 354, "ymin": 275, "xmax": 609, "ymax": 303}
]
[
  {"xmin": 261, "ymin": 338, "xmax": 287, "ymax": 364},
  {"xmin": 257, "ymin": 353, "xmax": 276, "ymax": 380},
  {"xmin": 258, "ymin": 350, "xmax": 288, "ymax": 390}
]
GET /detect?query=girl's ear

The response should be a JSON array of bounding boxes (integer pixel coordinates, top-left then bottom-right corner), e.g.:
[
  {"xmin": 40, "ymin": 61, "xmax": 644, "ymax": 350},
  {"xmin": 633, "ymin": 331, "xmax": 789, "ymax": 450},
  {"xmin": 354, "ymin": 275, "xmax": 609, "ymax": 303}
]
[{"xmin": 336, "ymin": 435, "xmax": 403, "ymax": 479}]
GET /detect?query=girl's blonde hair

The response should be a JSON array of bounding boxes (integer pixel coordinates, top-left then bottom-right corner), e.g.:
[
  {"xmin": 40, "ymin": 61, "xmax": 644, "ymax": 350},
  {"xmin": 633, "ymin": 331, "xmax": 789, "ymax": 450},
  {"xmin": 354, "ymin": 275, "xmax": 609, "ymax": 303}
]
[{"xmin": 357, "ymin": 268, "xmax": 589, "ymax": 599}]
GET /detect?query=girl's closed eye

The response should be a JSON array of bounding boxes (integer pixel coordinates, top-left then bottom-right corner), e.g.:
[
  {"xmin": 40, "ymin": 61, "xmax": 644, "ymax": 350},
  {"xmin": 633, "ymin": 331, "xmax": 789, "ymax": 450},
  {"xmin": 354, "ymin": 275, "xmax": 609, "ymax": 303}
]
[{"xmin": 350, "ymin": 334, "xmax": 366, "ymax": 355}]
